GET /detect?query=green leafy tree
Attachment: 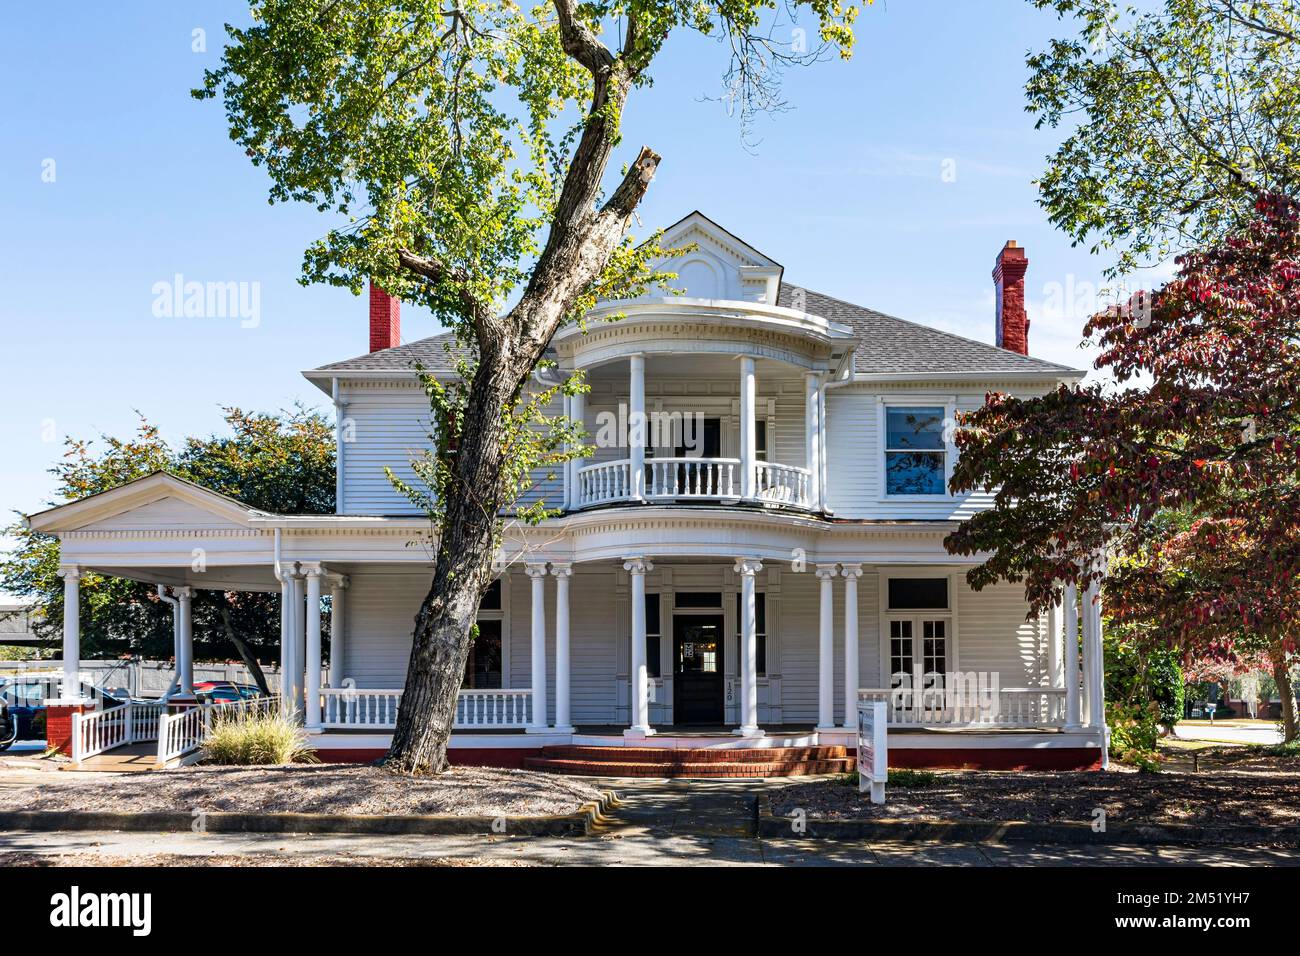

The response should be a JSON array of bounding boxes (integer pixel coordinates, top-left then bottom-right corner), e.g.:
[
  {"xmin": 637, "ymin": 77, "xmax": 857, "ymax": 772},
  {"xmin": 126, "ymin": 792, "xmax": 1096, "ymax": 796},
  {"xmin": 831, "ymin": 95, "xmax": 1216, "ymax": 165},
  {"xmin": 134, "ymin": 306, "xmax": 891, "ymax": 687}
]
[
  {"xmin": 1029, "ymin": 0, "xmax": 1300, "ymax": 274},
  {"xmin": 2, "ymin": 408, "xmax": 336, "ymax": 690},
  {"xmin": 198, "ymin": 0, "xmax": 869, "ymax": 773}
]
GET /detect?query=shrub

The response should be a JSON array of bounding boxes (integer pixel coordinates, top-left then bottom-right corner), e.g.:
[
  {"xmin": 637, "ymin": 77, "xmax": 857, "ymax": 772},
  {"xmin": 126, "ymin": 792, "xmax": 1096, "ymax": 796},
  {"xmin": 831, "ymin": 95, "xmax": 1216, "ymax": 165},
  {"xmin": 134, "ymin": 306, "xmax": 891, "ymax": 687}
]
[
  {"xmin": 1104, "ymin": 628, "xmax": 1185, "ymax": 728},
  {"xmin": 203, "ymin": 709, "xmax": 317, "ymax": 765},
  {"xmin": 1106, "ymin": 700, "xmax": 1162, "ymax": 772}
]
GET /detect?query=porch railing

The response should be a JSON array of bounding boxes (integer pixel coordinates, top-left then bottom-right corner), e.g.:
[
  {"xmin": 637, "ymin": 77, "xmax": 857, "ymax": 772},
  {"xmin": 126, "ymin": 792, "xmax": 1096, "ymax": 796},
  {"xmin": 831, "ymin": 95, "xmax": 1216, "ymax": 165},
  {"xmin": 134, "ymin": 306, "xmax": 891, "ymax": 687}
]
[
  {"xmin": 754, "ymin": 461, "xmax": 812, "ymax": 507},
  {"xmin": 70, "ymin": 695, "xmax": 279, "ymax": 766},
  {"xmin": 574, "ymin": 457, "xmax": 812, "ymax": 508},
  {"xmin": 318, "ymin": 688, "xmax": 533, "ymax": 730},
  {"xmin": 71, "ymin": 701, "xmax": 132, "ymax": 762},
  {"xmin": 858, "ymin": 686, "xmax": 1068, "ymax": 728},
  {"xmin": 155, "ymin": 695, "xmax": 281, "ymax": 766},
  {"xmin": 645, "ymin": 457, "xmax": 738, "ymax": 499}
]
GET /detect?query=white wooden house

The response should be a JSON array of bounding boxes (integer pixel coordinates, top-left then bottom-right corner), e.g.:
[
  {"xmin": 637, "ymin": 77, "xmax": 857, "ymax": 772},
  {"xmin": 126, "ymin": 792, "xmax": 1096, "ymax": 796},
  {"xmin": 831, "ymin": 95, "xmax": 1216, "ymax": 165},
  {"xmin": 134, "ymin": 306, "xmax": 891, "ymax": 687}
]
[{"xmin": 28, "ymin": 213, "xmax": 1108, "ymax": 772}]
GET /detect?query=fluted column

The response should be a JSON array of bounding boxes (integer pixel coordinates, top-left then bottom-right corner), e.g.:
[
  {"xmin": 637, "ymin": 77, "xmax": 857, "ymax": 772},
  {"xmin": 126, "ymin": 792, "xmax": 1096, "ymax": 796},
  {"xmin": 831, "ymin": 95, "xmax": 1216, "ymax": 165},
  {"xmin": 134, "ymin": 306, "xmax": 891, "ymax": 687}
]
[
  {"xmin": 624, "ymin": 558, "xmax": 654, "ymax": 737},
  {"xmin": 816, "ymin": 564, "xmax": 839, "ymax": 730},
  {"xmin": 525, "ymin": 563, "xmax": 549, "ymax": 732},
  {"xmin": 841, "ymin": 564, "xmax": 862, "ymax": 728}
]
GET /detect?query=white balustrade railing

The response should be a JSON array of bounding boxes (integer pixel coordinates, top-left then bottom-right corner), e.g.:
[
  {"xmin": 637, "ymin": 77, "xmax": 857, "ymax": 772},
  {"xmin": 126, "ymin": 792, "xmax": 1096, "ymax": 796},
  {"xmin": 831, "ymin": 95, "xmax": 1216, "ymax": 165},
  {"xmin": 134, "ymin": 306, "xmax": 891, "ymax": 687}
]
[
  {"xmin": 71, "ymin": 702, "xmax": 132, "ymax": 762},
  {"xmin": 754, "ymin": 461, "xmax": 812, "ymax": 507},
  {"xmin": 575, "ymin": 457, "xmax": 814, "ymax": 508},
  {"xmin": 130, "ymin": 701, "xmax": 165, "ymax": 742},
  {"xmin": 319, "ymin": 688, "xmax": 533, "ymax": 730},
  {"xmin": 455, "ymin": 689, "xmax": 532, "ymax": 728},
  {"xmin": 858, "ymin": 686, "xmax": 1067, "ymax": 728},
  {"xmin": 576, "ymin": 459, "xmax": 632, "ymax": 506},
  {"xmin": 154, "ymin": 695, "xmax": 280, "ymax": 767},
  {"xmin": 645, "ymin": 457, "xmax": 738, "ymax": 499}
]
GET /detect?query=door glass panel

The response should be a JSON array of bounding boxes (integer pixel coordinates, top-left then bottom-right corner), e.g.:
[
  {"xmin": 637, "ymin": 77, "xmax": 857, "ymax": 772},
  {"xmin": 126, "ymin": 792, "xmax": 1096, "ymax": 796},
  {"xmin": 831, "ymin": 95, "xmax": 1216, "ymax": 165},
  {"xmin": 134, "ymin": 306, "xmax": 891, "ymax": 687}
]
[
  {"xmin": 889, "ymin": 619, "xmax": 914, "ymax": 697},
  {"xmin": 677, "ymin": 622, "xmax": 720, "ymax": 674},
  {"xmin": 464, "ymin": 619, "xmax": 502, "ymax": 689}
]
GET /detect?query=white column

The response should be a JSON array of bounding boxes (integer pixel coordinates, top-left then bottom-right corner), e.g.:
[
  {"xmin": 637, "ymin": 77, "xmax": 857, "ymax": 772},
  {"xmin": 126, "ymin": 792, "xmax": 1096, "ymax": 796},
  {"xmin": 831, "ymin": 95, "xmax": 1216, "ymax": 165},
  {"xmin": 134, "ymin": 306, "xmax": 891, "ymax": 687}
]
[
  {"xmin": 1063, "ymin": 582, "xmax": 1082, "ymax": 730},
  {"xmin": 59, "ymin": 567, "xmax": 82, "ymax": 700},
  {"xmin": 295, "ymin": 574, "xmax": 307, "ymax": 715},
  {"xmin": 279, "ymin": 574, "xmax": 293, "ymax": 703},
  {"xmin": 804, "ymin": 372, "xmax": 821, "ymax": 508},
  {"xmin": 1079, "ymin": 579, "xmax": 1094, "ymax": 728},
  {"xmin": 817, "ymin": 384, "xmax": 829, "ymax": 510},
  {"xmin": 629, "ymin": 354, "xmax": 646, "ymax": 500},
  {"xmin": 569, "ymin": 387, "xmax": 586, "ymax": 508},
  {"xmin": 1084, "ymin": 573, "xmax": 1105, "ymax": 731},
  {"xmin": 841, "ymin": 564, "xmax": 862, "ymax": 728},
  {"xmin": 624, "ymin": 558, "xmax": 654, "ymax": 737},
  {"xmin": 734, "ymin": 558, "xmax": 764, "ymax": 737},
  {"xmin": 173, "ymin": 586, "xmax": 194, "ymax": 696},
  {"xmin": 740, "ymin": 356, "xmax": 757, "ymax": 499},
  {"xmin": 525, "ymin": 563, "xmax": 549, "ymax": 732},
  {"xmin": 328, "ymin": 579, "xmax": 347, "ymax": 688},
  {"xmin": 552, "ymin": 563, "xmax": 574, "ymax": 733},
  {"xmin": 304, "ymin": 569, "xmax": 322, "ymax": 731},
  {"xmin": 1046, "ymin": 599, "xmax": 1062, "ymax": 688},
  {"xmin": 816, "ymin": 564, "xmax": 839, "ymax": 730}
]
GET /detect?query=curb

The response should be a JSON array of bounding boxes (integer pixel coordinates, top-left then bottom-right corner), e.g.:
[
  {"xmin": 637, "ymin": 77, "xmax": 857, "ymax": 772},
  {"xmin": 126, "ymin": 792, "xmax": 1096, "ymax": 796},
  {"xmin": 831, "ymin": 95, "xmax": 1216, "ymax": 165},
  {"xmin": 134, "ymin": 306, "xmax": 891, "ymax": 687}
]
[
  {"xmin": 755, "ymin": 795, "xmax": 1300, "ymax": 847},
  {"xmin": 0, "ymin": 790, "xmax": 622, "ymax": 838}
]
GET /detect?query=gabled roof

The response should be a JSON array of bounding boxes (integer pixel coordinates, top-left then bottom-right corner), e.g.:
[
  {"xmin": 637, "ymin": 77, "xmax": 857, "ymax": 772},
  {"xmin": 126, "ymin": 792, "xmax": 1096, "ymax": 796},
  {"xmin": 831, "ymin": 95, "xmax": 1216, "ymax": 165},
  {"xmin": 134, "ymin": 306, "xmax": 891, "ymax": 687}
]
[
  {"xmin": 776, "ymin": 285, "xmax": 1078, "ymax": 377},
  {"xmin": 311, "ymin": 332, "xmax": 472, "ymax": 375},
  {"xmin": 25, "ymin": 472, "xmax": 274, "ymax": 534}
]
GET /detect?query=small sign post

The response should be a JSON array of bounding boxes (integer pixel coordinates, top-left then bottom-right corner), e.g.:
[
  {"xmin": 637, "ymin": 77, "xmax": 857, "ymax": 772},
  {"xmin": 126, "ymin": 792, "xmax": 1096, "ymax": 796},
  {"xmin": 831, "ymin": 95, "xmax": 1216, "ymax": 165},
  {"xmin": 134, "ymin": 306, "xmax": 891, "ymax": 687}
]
[{"xmin": 857, "ymin": 699, "xmax": 887, "ymax": 805}]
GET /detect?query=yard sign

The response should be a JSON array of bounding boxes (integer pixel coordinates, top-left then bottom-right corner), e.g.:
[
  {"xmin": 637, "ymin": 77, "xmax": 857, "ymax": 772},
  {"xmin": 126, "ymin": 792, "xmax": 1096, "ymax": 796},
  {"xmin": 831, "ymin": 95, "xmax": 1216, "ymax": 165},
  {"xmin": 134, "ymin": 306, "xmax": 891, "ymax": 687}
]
[{"xmin": 857, "ymin": 699, "xmax": 887, "ymax": 804}]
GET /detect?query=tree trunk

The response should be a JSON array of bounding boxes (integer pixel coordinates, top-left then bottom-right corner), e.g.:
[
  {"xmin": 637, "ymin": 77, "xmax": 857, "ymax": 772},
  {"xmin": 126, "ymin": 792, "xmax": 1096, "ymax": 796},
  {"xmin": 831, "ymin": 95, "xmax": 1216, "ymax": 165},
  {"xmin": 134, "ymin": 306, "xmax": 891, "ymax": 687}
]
[
  {"xmin": 1270, "ymin": 645, "xmax": 1298, "ymax": 743},
  {"xmin": 218, "ymin": 600, "xmax": 271, "ymax": 696}
]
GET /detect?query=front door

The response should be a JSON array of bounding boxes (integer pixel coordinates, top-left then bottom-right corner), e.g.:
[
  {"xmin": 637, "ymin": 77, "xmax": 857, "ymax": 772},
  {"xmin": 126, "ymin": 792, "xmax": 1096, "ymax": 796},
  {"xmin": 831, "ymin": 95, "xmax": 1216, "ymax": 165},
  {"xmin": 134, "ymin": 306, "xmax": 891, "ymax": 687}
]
[{"xmin": 673, "ymin": 614, "xmax": 724, "ymax": 725}]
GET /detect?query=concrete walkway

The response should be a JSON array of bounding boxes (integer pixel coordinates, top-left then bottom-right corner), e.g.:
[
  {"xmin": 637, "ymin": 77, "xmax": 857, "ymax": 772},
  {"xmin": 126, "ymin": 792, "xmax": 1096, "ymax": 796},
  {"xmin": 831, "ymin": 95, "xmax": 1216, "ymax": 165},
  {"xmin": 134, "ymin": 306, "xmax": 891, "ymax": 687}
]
[{"xmin": 4, "ymin": 778, "xmax": 1300, "ymax": 866}]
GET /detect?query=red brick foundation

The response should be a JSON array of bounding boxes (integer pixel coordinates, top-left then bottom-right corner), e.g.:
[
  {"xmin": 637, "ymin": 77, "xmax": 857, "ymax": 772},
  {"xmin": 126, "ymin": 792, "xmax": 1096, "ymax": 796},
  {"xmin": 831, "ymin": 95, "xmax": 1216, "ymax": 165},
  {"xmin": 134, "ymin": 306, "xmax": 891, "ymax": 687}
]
[{"xmin": 45, "ymin": 702, "xmax": 92, "ymax": 756}]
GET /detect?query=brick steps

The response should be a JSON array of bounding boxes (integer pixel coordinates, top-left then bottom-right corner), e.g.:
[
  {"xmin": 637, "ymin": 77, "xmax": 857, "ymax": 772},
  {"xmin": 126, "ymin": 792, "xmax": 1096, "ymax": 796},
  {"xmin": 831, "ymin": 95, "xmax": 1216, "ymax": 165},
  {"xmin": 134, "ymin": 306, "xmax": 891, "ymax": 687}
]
[{"xmin": 524, "ymin": 744, "xmax": 853, "ymax": 778}]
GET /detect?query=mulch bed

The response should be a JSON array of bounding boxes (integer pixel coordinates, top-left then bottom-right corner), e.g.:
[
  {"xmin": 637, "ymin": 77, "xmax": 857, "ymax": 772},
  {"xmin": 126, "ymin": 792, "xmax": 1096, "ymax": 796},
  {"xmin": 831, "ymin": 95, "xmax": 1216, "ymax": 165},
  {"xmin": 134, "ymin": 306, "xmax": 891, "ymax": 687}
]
[
  {"xmin": 770, "ymin": 756, "xmax": 1300, "ymax": 826},
  {"xmin": 0, "ymin": 764, "xmax": 603, "ymax": 818},
  {"xmin": 0, "ymin": 851, "xmax": 530, "ymax": 867}
]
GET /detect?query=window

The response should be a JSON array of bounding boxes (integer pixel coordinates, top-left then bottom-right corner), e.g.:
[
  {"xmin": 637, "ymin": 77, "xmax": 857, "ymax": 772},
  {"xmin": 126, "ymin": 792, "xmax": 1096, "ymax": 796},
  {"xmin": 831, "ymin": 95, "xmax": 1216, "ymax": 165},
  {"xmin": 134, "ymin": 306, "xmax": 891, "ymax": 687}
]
[
  {"xmin": 645, "ymin": 592, "xmax": 661, "ymax": 679},
  {"xmin": 887, "ymin": 577, "xmax": 949, "ymax": 611},
  {"xmin": 884, "ymin": 405, "xmax": 947, "ymax": 495},
  {"xmin": 463, "ymin": 619, "xmax": 502, "ymax": 689},
  {"xmin": 734, "ymin": 591, "xmax": 767, "ymax": 676},
  {"xmin": 479, "ymin": 578, "xmax": 502, "ymax": 611},
  {"xmin": 675, "ymin": 591, "xmax": 723, "ymax": 609},
  {"xmin": 755, "ymin": 420, "xmax": 769, "ymax": 463}
]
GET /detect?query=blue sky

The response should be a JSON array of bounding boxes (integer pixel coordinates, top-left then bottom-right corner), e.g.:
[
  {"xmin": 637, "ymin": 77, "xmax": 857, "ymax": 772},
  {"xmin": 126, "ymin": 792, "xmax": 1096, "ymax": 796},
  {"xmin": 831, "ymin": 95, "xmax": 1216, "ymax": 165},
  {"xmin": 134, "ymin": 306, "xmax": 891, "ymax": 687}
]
[{"xmin": 0, "ymin": 0, "xmax": 1152, "ymax": 580}]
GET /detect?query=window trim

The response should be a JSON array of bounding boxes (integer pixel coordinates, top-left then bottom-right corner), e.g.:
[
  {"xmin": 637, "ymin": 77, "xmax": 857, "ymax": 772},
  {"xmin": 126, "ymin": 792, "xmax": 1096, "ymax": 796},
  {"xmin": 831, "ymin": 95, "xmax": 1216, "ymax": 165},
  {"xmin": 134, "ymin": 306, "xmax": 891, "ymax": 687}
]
[
  {"xmin": 876, "ymin": 395, "xmax": 958, "ymax": 501},
  {"xmin": 877, "ymin": 570, "xmax": 960, "ymax": 684},
  {"xmin": 733, "ymin": 590, "xmax": 767, "ymax": 677}
]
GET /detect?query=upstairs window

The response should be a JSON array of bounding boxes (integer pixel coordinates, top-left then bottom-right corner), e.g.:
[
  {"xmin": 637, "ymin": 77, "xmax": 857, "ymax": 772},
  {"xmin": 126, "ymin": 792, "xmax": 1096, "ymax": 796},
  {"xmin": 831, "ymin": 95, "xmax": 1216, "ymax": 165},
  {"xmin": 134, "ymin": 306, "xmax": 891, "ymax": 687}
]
[{"xmin": 884, "ymin": 406, "xmax": 947, "ymax": 496}]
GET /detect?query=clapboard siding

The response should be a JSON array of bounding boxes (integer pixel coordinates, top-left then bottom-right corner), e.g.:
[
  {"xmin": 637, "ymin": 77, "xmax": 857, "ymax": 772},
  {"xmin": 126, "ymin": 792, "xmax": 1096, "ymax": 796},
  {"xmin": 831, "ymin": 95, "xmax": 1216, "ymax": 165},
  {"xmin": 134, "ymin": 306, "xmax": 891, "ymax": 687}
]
[
  {"xmin": 824, "ymin": 383, "xmax": 1054, "ymax": 520},
  {"xmin": 339, "ymin": 383, "xmax": 564, "ymax": 517}
]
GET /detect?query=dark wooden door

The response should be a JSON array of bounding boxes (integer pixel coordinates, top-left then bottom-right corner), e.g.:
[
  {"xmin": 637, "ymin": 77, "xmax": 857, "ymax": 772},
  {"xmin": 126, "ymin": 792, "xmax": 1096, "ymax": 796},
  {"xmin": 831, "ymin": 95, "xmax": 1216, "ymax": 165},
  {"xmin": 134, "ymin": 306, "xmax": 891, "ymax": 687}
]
[{"xmin": 673, "ymin": 614, "xmax": 724, "ymax": 725}]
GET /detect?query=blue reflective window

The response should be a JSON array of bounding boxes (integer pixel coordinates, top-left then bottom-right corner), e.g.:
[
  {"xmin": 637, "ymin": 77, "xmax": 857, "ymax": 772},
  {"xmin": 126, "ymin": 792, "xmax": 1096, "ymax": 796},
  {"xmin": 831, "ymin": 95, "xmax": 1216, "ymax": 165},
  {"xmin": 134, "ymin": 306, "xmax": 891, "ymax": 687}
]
[{"xmin": 885, "ymin": 406, "xmax": 947, "ymax": 495}]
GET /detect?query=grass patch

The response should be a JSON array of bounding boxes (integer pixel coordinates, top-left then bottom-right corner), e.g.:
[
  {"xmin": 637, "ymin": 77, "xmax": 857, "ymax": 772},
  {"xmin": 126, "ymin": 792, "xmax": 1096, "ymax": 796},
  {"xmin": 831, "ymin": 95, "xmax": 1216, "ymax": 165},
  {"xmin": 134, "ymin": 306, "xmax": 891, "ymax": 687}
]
[
  {"xmin": 837, "ymin": 768, "xmax": 939, "ymax": 789},
  {"xmin": 1254, "ymin": 739, "xmax": 1300, "ymax": 758},
  {"xmin": 203, "ymin": 709, "xmax": 317, "ymax": 766}
]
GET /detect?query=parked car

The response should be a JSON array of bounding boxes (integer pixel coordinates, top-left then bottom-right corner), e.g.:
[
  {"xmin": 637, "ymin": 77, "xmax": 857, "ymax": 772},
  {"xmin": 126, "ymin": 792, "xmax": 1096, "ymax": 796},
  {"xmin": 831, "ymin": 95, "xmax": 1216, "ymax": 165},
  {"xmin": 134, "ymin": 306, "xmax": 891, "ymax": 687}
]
[
  {"xmin": 0, "ymin": 677, "xmax": 50, "ymax": 749},
  {"xmin": 193, "ymin": 681, "xmax": 266, "ymax": 703}
]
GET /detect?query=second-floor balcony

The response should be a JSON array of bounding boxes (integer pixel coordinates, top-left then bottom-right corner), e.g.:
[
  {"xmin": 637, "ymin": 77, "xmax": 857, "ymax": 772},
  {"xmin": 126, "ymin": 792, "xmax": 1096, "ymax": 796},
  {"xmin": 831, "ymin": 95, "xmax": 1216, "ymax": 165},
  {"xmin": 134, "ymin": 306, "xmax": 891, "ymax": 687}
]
[{"xmin": 576, "ymin": 457, "xmax": 813, "ymax": 509}]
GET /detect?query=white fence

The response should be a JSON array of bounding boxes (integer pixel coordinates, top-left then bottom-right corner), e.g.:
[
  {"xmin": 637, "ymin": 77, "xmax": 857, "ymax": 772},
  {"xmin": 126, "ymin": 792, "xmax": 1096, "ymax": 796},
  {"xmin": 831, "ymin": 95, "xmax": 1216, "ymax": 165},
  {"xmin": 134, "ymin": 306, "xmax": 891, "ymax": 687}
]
[
  {"xmin": 0, "ymin": 659, "xmax": 301, "ymax": 699},
  {"xmin": 858, "ymin": 686, "xmax": 1068, "ymax": 728},
  {"xmin": 319, "ymin": 688, "xmax": 532, "ymax": 730},
  {"xmin": 71, "ymin": 695, "xmax": 279, "ymax": 767}
]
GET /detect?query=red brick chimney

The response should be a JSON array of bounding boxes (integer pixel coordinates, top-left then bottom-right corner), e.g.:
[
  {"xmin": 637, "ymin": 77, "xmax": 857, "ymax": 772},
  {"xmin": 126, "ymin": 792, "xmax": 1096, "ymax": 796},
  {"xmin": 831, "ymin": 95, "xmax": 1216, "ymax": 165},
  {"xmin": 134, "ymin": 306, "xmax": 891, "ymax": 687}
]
[
  {"xmin": 369, "ymin": 282, "xmax": 400, "ymax": 352},
  {"xmin": 992, "ymin": 240, "xmax": 1029, "ymax": 355}
]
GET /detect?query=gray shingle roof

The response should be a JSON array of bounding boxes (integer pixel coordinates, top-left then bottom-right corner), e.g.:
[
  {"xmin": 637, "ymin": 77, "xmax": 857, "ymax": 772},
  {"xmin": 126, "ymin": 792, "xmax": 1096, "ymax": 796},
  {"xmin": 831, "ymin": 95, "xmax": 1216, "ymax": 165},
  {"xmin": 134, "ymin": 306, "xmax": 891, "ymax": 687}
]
[
  {"xmin": 776, "ymin": 285, "xmax": 1078, "ymax": 376},
  {"xmin": 314, "ymin": 333, "xmax": 472, "ymax": 373},
  {"xmin": 315, "ymin": 284, "xmax": 1080, "ymax": 377}
]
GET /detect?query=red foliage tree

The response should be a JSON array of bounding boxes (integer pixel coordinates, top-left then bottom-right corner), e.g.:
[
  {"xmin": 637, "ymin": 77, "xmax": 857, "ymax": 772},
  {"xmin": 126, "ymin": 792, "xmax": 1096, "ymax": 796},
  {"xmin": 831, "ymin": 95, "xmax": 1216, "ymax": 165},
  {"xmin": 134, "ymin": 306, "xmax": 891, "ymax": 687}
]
[{"xmin": 947, "ymin": 195, "xmax": 1300, "ymax": 740}]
